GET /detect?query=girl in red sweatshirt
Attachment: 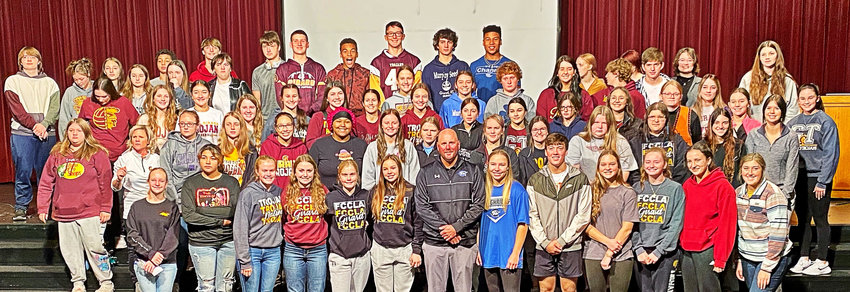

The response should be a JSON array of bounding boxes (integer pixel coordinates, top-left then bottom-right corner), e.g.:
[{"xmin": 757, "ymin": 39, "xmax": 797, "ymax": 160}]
[
  {"xmin": 282, "ymin": 154, "xmax": 329, "ymax": 292},
  {"xmin": 37, "ymin": 118, "xmax": 114, "ymax": 292},
  {"xmin": 260, "ymin": 112, "xmax": 308, "ymax": 189},
  {"xmin": 680, "ymin": 141, "xmax": 737, "ymax": 292}
]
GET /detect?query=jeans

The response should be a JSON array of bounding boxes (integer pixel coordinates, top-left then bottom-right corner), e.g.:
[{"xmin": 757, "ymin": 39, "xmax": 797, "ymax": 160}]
[
  {"xmin": 189, "ymin": 241, "xmax": 236, "ymax": 292},
  {"xmin": 10, "ymin": 134, "xmax": 55, "ymax": 210},
  {"xmin": 239, "ymin": 246, "xmax": 282, "ymax": 292},
  {"xmin": 134, "ymin": 262, "xmax": 177, "ymax": 292},
  {"xmin": 740, "ymin": 257, "xmax": 791, "ymax": 292},
  {"xmin": 283, "ymin": 242, "xmax": 327, "ymax": 292}
]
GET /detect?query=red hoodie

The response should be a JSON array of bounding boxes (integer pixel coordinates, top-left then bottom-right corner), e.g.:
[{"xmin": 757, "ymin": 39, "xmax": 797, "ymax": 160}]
[
  {"xmin": 400, "ymin": 108, "xmax": 443, "ymax": 145},
  {"xmin": 536, "ymin": 87, "xmax": 594, "ymax": 123},
  {"xmin": 680, "ymin": 167, "xmax": 737, "ymax": 268},
  {"xmin": 188, "ymin": 61, "xmax": 238, "ymax": 82},
  {"xmin": 37, "ymin": 151, "xmax": 112, "ymax": 221},
  {"xmin": 259, "ymin": 134, "xmax": 308, "ymax": 189},
  {"xmin": 283, "ymin": 187, "xmax": 329, "ymax": 248}
]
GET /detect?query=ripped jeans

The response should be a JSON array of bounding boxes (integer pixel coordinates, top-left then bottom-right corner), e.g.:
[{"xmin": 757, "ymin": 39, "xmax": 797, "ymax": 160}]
[{"xmin": 189, "ymin": 241, "xmax": 236, "ymax": 292}]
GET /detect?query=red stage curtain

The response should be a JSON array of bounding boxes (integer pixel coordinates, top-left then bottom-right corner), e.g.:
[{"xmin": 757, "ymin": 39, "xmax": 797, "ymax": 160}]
[
  {"xmin": 0, "ymin": 0, "xmax": 281, "ymax": 182},
  {"xmin": 560, "ymin": 0, "xmax": 850, "ymax": 98}
]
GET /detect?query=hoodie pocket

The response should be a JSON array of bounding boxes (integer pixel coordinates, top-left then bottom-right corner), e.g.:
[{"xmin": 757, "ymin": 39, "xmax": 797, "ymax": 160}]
[{"xmin": 679, "ymin": 227, "xmax": 712, "ymax": 248}]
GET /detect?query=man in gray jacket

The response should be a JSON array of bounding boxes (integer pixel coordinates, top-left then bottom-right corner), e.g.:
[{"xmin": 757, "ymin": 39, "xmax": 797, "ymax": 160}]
[{"xmin": 415, "ymin": 129, "xmax": 485, "ymax": 292}]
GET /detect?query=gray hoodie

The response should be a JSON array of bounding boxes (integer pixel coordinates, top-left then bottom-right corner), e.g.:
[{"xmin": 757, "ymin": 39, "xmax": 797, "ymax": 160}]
[
  {"xmin": 631, "ymin": 178, "xmax": 685, "ymax": 259},
  {"xmin": 59, "ymin": 82, "xmax": 91, "ymax": 139},
  {"xmin": 744, "ymin": 125, "xmax": 799, "ymax": 205},
  {"xmin": 160, "ymin": 131, "xmax": 211, "ymax": 202},
  {"xmin": 483, "ymin": 88, "xmax": 536, "ymax": 121},
  {"xmin": 234, "ymin": 181, "xmax": 283, "ymax": 269}
]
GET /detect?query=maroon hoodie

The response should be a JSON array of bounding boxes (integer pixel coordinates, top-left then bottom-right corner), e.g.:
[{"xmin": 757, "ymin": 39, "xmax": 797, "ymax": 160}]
[
  {"xmin": 283, "ymin": 186, "xmax": 329, "ymax": 248},
  {"xmin": 680, "ymin": 167, "xmax": 737, "ymax": 268},
  {"xmin": 259, "ymin": 134, "xmax": 308, "ymax": 189},
  {"xmin": 37, "ymin": 151, "xmax": 112, "ymax": 221},
  {"xmin": 275, "ymin": 58, "xmax": 327, "ymax": 116}
]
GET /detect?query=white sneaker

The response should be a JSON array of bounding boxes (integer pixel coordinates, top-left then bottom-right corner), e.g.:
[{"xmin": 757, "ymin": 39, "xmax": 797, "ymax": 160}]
[
  {"xmin": 115, "ymin": 235, "xmax": 127, "ymax": 250},
  {"xmin": 790, "ymin": 257, "xmax": 812, "ymax": 274},
  {"xmin": 802, "ymin": 259, "xmax": 832, "ymax": 275},
  {"xmin": 71, "ymin": 283, "xmax": 85, "ymax": 292}
]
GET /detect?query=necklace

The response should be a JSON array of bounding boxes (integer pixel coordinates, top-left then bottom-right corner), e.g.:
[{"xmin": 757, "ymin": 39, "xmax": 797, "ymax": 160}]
[{"xmin": 647, "ymin": 179, "xmax": 662, "ymax": 196}]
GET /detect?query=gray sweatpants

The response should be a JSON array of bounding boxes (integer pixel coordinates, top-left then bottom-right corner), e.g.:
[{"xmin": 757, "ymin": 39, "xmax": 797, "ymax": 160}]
[
  {"xmin": 58, "ymin": 216, "xmax": 114, "ymax": 288},
  {"xmin": 422, "ymin": 243, "xmax": 478, "ymax": 292},
  {"xmin": 681, "ymin": 248, "xmax": 721, "ymax": 292},
  {"xmin": 328, "ymin": 251, "xmax": 371, "ymax": 292},
  {"xmin": 370, "ymin": 242, "xmax": 416, "ymax": 292}
]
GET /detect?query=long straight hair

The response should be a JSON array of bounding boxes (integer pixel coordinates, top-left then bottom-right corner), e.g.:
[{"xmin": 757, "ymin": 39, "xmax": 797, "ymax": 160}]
[
  {"xmin": 285, "ymin": 154, "xmax": 328, "ymax": 214},
  {"xmin": 590, "ymin": 149, "xmax": 625, "ymax": 223},
  {"xmin": 120, "ymin": 64, "xmax": 151, "ymax": 99},
  {"xmin": 218, "ymin": 112, "xmax": 253, "ymax": 157},
  {"xmin": 376, "ymin": 109, "xmax": 407, "ymax": 164},
  {"xmin": 236, "ymin": 93, "xmax": 264, "ymax": 146},
  {"xmin": 280, "ymin": 83, "xmax": 309, "ymax": 134},
  {"xmin": 371, "ymin": 155, "xmax": 409, "ymax": 217},
  {"xmin": 547, "ymin": 55, "xmax": 582, "ymax": 97},
  {"xmin": 705, "ymin": 108, "xmax": 736, "ymax": 182},
  {"xmin": 579, "ymin": 106, "xmax": 619, "ymax": 151},
  {"xmin": 51, "ymin": 119, "xmax": 108, "ymax": 160},
  {"xmin": 692, "ymin": 74, "xmax": 726, "ymax": 118},
  {"xmin": 485, "ymin": 149, "xmax": 514, "ymax": 210}
]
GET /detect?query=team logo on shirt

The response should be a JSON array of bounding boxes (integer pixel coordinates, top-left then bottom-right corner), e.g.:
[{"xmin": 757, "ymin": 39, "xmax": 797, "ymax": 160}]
[
  {"xmin": 791, "ymin": 123, "xmax": 820, "ymax": 151},
  {"xmin": 285, "ymin": 72, "xmax": 316, "ymax": 88},
  {"xmin": 637, "ymin": 193, "xmax": 668, "ymax": 224},
  {"xmin": 333, "ymin": 200, "xmax": 367, "ymax": 230},
  {"xmin": 57, "ymin": 161, "xmax": 85, "ymax": 179},
  {"xmin": 277, "ymin": 156, "xmax": 294, "ymax": 177},
  {"xmin": 73, "ymin": 95, "xmax": 87, "ymax": 114},
  {"xmin": 486, "ymin": 196, "xmax": 509, "ymax": 222},
  {"xmin": 641, "ymin": 141, "xmax": 675, "ymax": 166},
  {"xmin": 91, "ymin": 106, "xmax": 120, "ymax": 129},
  {"xmin": 378, "ymin": 196, "xmax": 408, "ymax": 224},
  {"xmin": 159, "ymin": 211, "xmax": 170, "ymax": 217},
  {"xmin": 458, "ymin": 170, "xmax": 468, "ymax": 177}
]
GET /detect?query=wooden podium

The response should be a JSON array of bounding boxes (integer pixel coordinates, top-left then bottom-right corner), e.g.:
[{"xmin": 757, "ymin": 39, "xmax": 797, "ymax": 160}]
[{"xmin": 823, "ymin": 94, "xmax": 850, "ymax": 198}]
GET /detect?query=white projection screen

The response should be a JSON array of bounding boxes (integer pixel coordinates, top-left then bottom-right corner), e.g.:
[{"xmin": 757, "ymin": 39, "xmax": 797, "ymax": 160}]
[{"xmin": 282, "ymin": 0, "xmax": 559, "ymax": 103}]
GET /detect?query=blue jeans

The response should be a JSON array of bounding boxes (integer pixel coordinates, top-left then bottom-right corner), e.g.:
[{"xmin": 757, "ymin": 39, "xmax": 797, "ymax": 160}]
[
  {"xmin": 283, "ymin": 242, "xmax": 327, "ymax": 292},
  {"xmin": 239, "ymin": 246, "xmax": 281, "ymax": 292},
  {"xmin": 10, "ymin": 134, "xmax": 55, "ymax": 210},
  {"xmin": 134, "ymin": 262, "xmax": 177, "ymax": 292},
  {"xmin": 740, "ymin": 256, "xmax": 791, "ymax": 292},
  {"xmin": 189, "ymin": 241, "xmax": 236, "ymax": 292}
]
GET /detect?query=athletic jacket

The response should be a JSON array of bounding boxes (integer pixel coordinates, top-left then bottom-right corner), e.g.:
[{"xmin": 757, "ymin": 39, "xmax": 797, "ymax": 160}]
[
  {"xmin": 325, "ymin": 63, "xmax": 381, "ymax": 116},
  {"xmin": 414, "ymin": 159, "xmax": 485, "ymax": 247},
  {"xmin": 526, "ymin": 165, "xmax": 592, "ymax": 252}
]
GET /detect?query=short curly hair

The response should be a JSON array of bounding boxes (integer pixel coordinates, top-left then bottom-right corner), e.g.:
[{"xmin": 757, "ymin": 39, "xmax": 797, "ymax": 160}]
[
  {"xmin": 432, "ymin": 28, "xmax": 458, "ymax": 51},
  {"xmin": 605, "ymin": 58, "xmax": 632, "ymax": 83},
  {"xmin": 496, "ymin": 61, "xmax": 522, "ymax": 81}
]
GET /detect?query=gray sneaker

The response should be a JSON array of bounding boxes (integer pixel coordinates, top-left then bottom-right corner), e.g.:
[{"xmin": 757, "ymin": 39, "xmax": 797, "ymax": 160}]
[{"xmin": 13, "ymin": 209, "xmax": 27, "ymax": 221}]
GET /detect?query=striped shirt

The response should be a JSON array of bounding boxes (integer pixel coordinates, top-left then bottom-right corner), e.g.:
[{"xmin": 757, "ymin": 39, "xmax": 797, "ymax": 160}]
[{"xmin": 735, "ymin": 180, "xmax": 792, "ymax": 272}]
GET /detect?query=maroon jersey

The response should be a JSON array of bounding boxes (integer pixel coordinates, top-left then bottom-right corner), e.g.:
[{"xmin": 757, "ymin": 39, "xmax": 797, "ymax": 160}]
[
  {"xmin": 505, "ymin": 126, "xmax": 527, "ymax": 153},
  {"xmin": 370, "ymin": 49, "xmax": 421, "ymax": 99},
  {"xmin": 275, "ymin": 58, "xmax": 327, "ymax": 116},
  {"xmin": 400, "ymin": 109, "xmax": 443, "ymax": 145}
]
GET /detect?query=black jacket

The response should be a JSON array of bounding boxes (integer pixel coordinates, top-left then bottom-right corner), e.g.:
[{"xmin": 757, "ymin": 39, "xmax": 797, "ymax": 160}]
[
  {"xmin": 414, "ymin": 159, "xmax": 485, "ymax": 247},
  {"xmin": 469, "ymin": 143, "xmax": 521, "ymax": 181},
  {"xmin": 209, "ymin": 78, "xmax": 251, "ymax": 112},
  {"xmin": 415, "ymin": 143, "xmax": 441, "ymax": 167},
  {"xmin": 517, "ymin": 146, "xmax": 546, "ymax": 186}
]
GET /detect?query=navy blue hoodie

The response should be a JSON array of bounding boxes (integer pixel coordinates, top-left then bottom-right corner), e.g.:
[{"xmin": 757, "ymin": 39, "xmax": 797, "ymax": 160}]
[{"xmin": 421, "ymin": 55, "xmax": 470, "ymax": 113}]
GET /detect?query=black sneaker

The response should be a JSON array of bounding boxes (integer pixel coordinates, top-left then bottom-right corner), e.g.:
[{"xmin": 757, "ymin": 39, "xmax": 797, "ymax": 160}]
[{"xmin": 13, "ymin": 209, "xmax": 27, "ymax": 221}]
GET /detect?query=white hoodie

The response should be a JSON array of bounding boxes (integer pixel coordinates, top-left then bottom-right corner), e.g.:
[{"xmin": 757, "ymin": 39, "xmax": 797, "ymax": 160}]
[{"xmin": 112, "ymin": 149, "xmax": 161, "ymax": 219}]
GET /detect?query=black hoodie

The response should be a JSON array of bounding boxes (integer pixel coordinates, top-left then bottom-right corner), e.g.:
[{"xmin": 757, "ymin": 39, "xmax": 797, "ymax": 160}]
[
  {"xmin": 628, "ymin": 131, "xmax": 691, "ymax": 185},
  {"xmin": 371, "ymin": 182, "xmax": 423, "ymax": 254},
  {"xmin": 325, "ymin": 184, "xmax": 372, "ymax": 258}
]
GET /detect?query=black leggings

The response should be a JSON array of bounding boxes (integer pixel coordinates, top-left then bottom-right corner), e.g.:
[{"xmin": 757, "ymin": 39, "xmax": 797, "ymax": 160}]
[{"xmin": 795, "ymin": 174, "xmax": 832, "ymax": 260}]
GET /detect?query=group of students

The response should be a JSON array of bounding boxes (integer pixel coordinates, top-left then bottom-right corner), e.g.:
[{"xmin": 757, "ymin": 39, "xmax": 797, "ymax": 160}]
[{"xmin": 5, "ymin": 19, "xmax": 839, "ymax": 292}]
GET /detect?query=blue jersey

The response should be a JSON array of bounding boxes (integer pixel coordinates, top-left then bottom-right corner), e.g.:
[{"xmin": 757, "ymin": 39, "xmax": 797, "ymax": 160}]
[
  {"xmin": 470, "ymin": 55, "xmax": 513, "ymax": 103},
  {"xmin": 479, "ymin": 181, "xmax": 530, "ymax": 269}
]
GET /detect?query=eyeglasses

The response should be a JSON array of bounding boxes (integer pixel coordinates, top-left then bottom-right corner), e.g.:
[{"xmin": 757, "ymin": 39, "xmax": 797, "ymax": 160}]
[
  {"xmin": 559, "ymin": 105, "xmax": 574, "ymax": 110},
  {"xmin": 661, "ymin": 92, "xmax": 682, "ymax": 97},
  {"xmin": 531, "ymin": 128, "xmax": 548, "ymax": 133},
  {"xmin": 276, "ymin": 124, "xmax": 294, "ymax": 129},
  {"xmin": 385, "ymin": 32, "xmax": 403, "ymax": 37},
  {"xmin": 178, "ymin": 122, "xmax": 197, "ymax": 128}
]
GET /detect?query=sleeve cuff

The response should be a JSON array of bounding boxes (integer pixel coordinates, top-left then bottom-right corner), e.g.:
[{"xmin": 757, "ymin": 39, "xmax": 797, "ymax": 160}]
[{"xmin": 816, "ymin": 182, "xmax": 827, "ymax": 190}]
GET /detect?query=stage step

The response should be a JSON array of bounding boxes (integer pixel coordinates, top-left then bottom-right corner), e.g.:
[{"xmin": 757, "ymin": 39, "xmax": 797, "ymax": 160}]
[{"xmin": 0, "ymin": 265, "xmax": 135, "ymax": 291}]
